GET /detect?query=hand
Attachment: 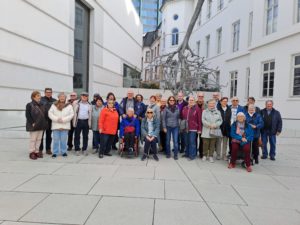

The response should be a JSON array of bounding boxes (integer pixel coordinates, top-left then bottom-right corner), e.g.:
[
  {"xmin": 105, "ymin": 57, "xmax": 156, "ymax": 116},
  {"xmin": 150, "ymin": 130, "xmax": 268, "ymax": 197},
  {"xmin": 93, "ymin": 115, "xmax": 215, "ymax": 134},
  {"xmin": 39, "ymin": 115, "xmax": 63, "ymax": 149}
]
[
  {"xmin": 276, "ymin": 132, "xmax": 281, "ymax": 136},
  {"xmin": 146, "ymin": 136, "xmax": 151, "ymax": 141},
  {"xmin": 32, "ymin": 123, "xmax": 35, "ymax": 127},
  {"xmin": 251, "ymin": 124, "xmax": 256, "ymax": 129},
  {"xmin": 197, "ymin": 131, "xmax": 201, "ymax": 134},
  {"xmin": 58, "ymin": 118, "xmax": 63, "ymax": 123},
  {"xmin": 163, "ymin": 128, "xmax": 167, "ymax": 133},
  {"xmin": 134, "ymin": 114, "xmax": 137, "ymax": 118},
  {"xmin": 99, "ymin": 129, "xmax": 102, "ymax": 133},
  {"xmin": 122, "ymin": 114, "xmax": 126, "ymax": 118},
  {"xmin": 150, "ymin": 136, "xmax": 155, "ymax": 141},
  {"xmin": 242, "ymin": 138, "xmax": 247, "ymax": 142}
]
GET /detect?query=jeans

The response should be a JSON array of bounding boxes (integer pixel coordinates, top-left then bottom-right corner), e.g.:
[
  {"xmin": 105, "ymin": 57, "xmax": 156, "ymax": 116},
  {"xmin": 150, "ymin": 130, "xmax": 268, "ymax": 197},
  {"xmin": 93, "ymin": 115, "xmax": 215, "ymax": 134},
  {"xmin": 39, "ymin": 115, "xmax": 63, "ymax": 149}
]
[
  {"xmin": 185, "ymin": 131, "xmax": 197, "ymax": 159},
  {"xmin": 231, "ymin": 142, "xmax": 251, "ymax": 167},
  {"xmin": 100, "ymin": 134, "xmax": 115, "ymax": 155},
  {"xmin": 74, "ymin": 119, "xmax": 89, "ymax": 151},
  {"xmin": 262, "ymin": 133, "xmax": 276, "ymax": 158},
  {"xmin": 251, "ymin": 138, "xmax": 259, "ymax": 160},
  {"xmin": 92, "ymin": 131, "xmax": 101, "ymax": 150},
  {"xmin": 166, "ymin": 127, "xmax": 179, "ymax": 157},
  {"xmin": 67, "ymin": 121, "xmax": 75, "ymax": 149},
  {"xmin": 144, "ymin": 137, "xmax": 158, "ymax": 155},
  {"xmin": 53, "ymin": 130, "xmax": 68, "ymax": 155},
  {"xmin": 39, "ymin": 127, "xmax": 52, "ymax": 151}
]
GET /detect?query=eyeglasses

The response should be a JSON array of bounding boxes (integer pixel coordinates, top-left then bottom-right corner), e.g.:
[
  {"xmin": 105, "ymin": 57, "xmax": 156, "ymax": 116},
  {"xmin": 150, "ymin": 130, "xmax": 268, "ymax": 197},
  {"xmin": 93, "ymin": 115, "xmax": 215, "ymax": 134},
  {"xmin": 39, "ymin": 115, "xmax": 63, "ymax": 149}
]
[
  {"xmin": 169, "ymin": 100, "xmax": 175, "ymax": 102},
  {"xmin": 70, "ymin": 95, "xmax": 76, "ymax": 97},
  {"xmin": 45, "ymin": 91, "xmax": 52, "ymax": 94},
  {"xmin": 198, "ymin": 96, "xmax": 204, "ymax": 98},
  {"xmin": 147, "ymin": 112, "xmax": 153, "ymax": 114},
  {"xmin": 232, "ymin": 100, "xmax": 239, "ymax": 102}
]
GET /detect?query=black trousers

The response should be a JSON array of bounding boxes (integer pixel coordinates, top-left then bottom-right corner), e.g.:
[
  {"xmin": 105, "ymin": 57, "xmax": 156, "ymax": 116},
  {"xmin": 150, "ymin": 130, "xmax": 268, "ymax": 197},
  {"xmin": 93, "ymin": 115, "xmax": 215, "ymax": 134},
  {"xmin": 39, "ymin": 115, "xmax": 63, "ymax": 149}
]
[
  {"xmin": 144, "ymin": 137, "xmax": 158, "ymax": 155},
  {"xmin": 159, "ymin": 131, "xmax": 166, "ymax": 152},
  {"xmin": 39, "ymin": 128, "xmax": 52, "ymax": 151},
  {"xmin": 100, "ymin": 134, "xmax": 115, "ymax": 154},
  {"xmin": 179, "ymin": 131, "xmax": 186, "ymax": 153},
  {"xmin": 74, "ymin": 119, "xmax": 89, "ymax": 151},
  {"xmin": 251, "ymin": 138, "xmax": 259, "ymax": 160},
  {"xmin": 68, "ymin": 121, "xmax": 75, "ymax": 149},
  {"xmin": 124, "ymin": 132, "xmax": 135, "ymax": 150},
  {"xmin": 196, "ymin": 133, "xmax": 203, "ymax": 158}
]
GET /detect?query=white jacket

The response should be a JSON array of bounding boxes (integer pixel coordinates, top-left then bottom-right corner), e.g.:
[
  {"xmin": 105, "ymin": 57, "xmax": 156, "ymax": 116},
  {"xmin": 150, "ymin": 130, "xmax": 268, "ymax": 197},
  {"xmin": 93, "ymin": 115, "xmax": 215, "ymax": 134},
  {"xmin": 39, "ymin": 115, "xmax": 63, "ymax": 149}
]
[{"xmin": 48, "ymin": 103, "xmax": 74, "ymax": 130}]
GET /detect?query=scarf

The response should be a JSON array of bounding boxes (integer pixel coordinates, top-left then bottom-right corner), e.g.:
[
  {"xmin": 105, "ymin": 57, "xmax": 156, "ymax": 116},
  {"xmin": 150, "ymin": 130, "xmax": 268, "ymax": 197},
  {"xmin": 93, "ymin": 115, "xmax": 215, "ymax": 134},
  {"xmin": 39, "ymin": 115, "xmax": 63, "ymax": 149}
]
[
  {"xmin": 169, "ymin": 105, "xmax": 176, "ymax": 113},
  {"xmin": 160, "ymin": 105, "xmax": 166, "ymax": 112},
  {"xmin": 236, "ymin": 122, "xmax": 245, "ymax": 136}
]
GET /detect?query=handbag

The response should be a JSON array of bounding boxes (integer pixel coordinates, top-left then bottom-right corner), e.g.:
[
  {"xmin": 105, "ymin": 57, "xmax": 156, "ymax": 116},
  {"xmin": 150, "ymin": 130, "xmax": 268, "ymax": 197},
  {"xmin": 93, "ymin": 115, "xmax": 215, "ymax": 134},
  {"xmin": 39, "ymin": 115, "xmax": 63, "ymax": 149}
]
[
  {"xmin": 209, "ymin": 128, "xmax": 223, "ymax": 138},
  {"xmin": 179, "ymin": 119, "xmax": 187, "ymax": 131}
]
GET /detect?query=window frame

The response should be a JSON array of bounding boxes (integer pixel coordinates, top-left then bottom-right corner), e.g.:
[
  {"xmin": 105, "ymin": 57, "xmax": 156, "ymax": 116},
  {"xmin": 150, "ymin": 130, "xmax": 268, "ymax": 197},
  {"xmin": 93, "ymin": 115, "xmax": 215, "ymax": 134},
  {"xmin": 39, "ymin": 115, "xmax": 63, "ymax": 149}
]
[
  {"xmin": 232, "ymin": 20, "xmax": 240, "ymax": 52},
  {"xmin": 245, "ymin": 67, "xmax": 250, "ymax": 99},
  {"xmin": 171, "ymin": 28, "xmax": 179, "ymax": 46},
  {"xmin": 217, "ymin": 0, "xmax": 224, "ymax": 11},
  {"xmin": 265, "ymin": 0, "xmax": 278, "ymax": 35},
  {"xmin": 292, "ymin": 54, "xmax": 300, "ymax": 96},
  {"xmin": 205, "ymin": 35, "xmax": 210, "ymax": 58},
  {"xmin": 261, "ymin": 60, "xmax": 275, "ymax": 98},
  {"xmin": 145, "ymin": 51, "xmax": 151, "ymax": 62},
  {"xmin": 230, "ymin": 71, "xmax": 238, "ymax": 98},
  {"xmin": 248, "ymin": 12, "xmax": 253, "ymax": 47},
  {"xmin": 216, "ymin": 27, "xmax": 222, "ymax": 54},
  {"xmin": 207, "ymin": 0, "xmax": 212, "ymax": 19}
]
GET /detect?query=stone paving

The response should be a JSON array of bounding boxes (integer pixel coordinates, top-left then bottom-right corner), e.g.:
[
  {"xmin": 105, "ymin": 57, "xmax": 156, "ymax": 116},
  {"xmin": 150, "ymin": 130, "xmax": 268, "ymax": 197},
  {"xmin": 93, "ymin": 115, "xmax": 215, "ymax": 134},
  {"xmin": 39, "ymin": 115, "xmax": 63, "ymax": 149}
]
[{"xmin": 0, "ymin": 133, "xmax": 300, "ymax": 225}]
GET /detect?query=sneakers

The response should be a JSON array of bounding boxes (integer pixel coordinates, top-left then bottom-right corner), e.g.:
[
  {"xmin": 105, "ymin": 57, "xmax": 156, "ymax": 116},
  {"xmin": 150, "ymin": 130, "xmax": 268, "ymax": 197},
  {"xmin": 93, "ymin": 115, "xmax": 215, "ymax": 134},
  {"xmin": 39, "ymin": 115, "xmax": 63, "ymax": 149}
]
[
  {"xmin": 52, "ymin": 154, "xmax": 57, "ymax": 158},
  {"xmin": 99, "ymin": 153, "xmax": 104, "ymax": 158},
  {"xmin": 270, "ymin": 156, "xmax": 276, "ymax": 161},
  {"xmin": 228, "ymin": 163, "xmax": 235, "ymax": 169},
  {"xmin": 202, "ymin": 156, "xmax": 207, "ymax": 161},
  {"xmin": 67, "ymin": 147, "xmax": 72, "ymax": 151},
  {"xmin": 209, "ymin": 157, "xmax": 214, "ymax": 163},
  {"xmin": 246, "ymin": 166, "xmax": 252, "ymax": 172},
  {"xmin": 76, "ymin": 151, "xmax": 81, "ymax": 156},
  {"xmin": 29, "ymin": 152, "xmax": 37, "ymax": 160},
  {"xmin": 153, "ymin": 154, "xmax": 159, "ymax": 161},
  {"xmin": 62, "ymin": 153, "xmax": 68, "ymax": 157},
  {"xmin": 141, "ymin": 154, "xmax": 147, "ymax": 161}
]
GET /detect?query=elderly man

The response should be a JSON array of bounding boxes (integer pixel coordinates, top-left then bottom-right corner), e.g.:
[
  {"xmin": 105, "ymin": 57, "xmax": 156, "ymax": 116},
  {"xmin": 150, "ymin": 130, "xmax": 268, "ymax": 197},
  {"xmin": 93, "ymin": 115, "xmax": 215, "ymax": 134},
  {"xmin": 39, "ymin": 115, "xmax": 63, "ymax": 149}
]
[
  {"xmin": 120, "ymin": 89, "xmax": 140, "ymax": 118},
  {"xmin": 196, "ymin": 92, "xmax": 206, "ymax": 158},
  {"xmin": 212, "ymin": 92, "xmax": 221, "ymax": 108},
  {"xmin": 67, "ymin": 92, "xmax": 78, "ymax": 151},
  {"xmin": 261, "ymin": 100, "xmax": 282, "ymax": 161}
]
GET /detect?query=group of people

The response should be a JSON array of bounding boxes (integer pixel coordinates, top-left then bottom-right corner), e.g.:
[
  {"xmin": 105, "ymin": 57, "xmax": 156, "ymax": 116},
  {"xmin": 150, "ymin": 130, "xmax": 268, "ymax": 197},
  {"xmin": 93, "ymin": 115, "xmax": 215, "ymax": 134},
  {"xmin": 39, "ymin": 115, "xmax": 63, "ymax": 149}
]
[{"xmin": 25, "ymin": 88, "xmax": 282, "ymax": 172}]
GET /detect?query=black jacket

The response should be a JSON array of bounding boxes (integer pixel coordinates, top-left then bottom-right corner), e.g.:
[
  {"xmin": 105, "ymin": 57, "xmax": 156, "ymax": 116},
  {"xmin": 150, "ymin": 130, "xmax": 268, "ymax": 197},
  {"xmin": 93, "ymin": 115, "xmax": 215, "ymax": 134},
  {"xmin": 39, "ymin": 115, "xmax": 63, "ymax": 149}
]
[
  {"xmin": 25, "ymin": 100, "xmax": 48, "ymax": 132},
  {"xmin": 217, "ymin": 105, "xmax": 232, "ymax": 137},
  {"xmin": 261, "ymin": 108, "xmax": 282, "ymax": 135}
]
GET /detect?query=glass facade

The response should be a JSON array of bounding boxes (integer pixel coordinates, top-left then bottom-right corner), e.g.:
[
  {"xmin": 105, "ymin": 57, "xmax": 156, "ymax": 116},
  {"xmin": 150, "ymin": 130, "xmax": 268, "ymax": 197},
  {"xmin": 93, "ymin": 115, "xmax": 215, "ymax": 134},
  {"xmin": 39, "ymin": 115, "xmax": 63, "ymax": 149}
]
[{"xmin": 132, "ymin": 0, "xmax": 162, "ymax": 33}]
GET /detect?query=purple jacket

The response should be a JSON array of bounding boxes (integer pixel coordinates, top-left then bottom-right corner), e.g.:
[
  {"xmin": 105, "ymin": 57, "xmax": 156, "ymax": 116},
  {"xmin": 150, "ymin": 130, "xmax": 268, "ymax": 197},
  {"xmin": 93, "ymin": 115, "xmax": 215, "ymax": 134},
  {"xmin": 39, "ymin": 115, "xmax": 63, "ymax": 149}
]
[
  {"xmin": 177, "ymin": 100, "xmax": 188, "ymax": 113},
  {"xmin": 181, "ymin": 105, "xmax": 202, "ymax": 132}
]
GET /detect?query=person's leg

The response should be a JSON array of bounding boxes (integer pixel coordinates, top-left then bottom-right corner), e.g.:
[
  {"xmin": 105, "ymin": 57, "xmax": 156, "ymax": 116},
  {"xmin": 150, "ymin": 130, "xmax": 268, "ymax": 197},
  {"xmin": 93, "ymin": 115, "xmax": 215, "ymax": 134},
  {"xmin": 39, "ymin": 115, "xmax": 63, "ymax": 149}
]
[
  {"xmin": 184, "ymin": 132, "xmax": 190, "ymax": 157},
  {"xmin": 216, "ymin": 137, "xmax": 222, "ymax": 159},
  {"xmin": 29, "ymin": 131, "xmax": 36, "ymax": 153},
  {"xmin": 172, "ymin": 127, "xmax": 179, "ymax": 157},
  {"xmin": 74, "ymin": 121, "xmax": 82, "ymax": 151},
  {"xmin": 151, "ymin": 138, "xmax": 158, "ymax": 155},
  {"xmin": 39, "ymin": 130, "xmax": 45, "ymax": 151},
  {"xmin": 252, "ymin": 138, "xmax": 259, "ymax": 163},
  {"xmin": 230, "ymin": 142, "xmax": 239, "ymax": 165},
  {"xmin": 222, "ymin": 137, "xmax": 228, "ymax": 159},
  {"xmin": 261, "ymin": 133, "xmax": 268, "ymax": 158},
  {"xmin": 92, "ymin": 131, "xmax": 98, "ymax": 150},
  {"xmin": 228, "ymin": 136, "xmax": 232, "ymax": 156},
  {"xmin": 99, "ymin": 134, "xmax": 108, "ymax": 156},
  {"xmin": 202, "ymin": 138, "xmax": 209, "ymax": 158},
  {"xmin": 198, "ymin": 134, "xmax": 203, "ymax": 158},
  {"xmin": 189, "ymin": 132, "xmax": 197, "ymax": 159},
  {"xmin": 144, "ymin": 138, "xmax": 151, "ymax": 155},
  {"xmin": 60, "ymin": 130, "xmax": 68, "ymax": 155},
  {"xmin": 106, "ymin": 135, "xmax": 115, "ymax": 154},
  {"xmin": 124, "ymin": 133, "xmax": 130, "ymax": 150},
  {"xmin": 52, "ymin": 130, "xmax": 59, "ymax": 156},
  {"xmin": 82, "ymin": 120, "xmax": 89, "ymax": 151},
  {"xmin": 45, "ymin": 128, "xmax": 52, "ymax": 151},
  {"xmin": 209, "ymin": 138, "xmax": 217, "ymax": 157},
  {"xmin": 269, "ymin": 135, "xmax": 277, "ymax": 159},
  {"xmin": 67, "ymin": 122, "xmax": 74, "ymax": 149},
  {"xmin": 180, "ymin": 131, "xmax": 185, "ymax": 153},
  {"xmin": 242, "ymin": 143, "xmax": 251, "ymax": 167},
  {"xmin": 165, "ymin": 127, "xmax": 171, "ymax": 157}
]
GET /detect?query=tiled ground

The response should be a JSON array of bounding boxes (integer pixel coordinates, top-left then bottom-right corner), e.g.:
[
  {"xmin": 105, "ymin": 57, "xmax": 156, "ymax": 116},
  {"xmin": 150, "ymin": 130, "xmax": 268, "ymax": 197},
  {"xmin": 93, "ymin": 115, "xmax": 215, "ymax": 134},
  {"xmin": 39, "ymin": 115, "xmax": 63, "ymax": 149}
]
[{"xmin": 0, "ymin": 134, "xmax": 300, "ymax": 225}]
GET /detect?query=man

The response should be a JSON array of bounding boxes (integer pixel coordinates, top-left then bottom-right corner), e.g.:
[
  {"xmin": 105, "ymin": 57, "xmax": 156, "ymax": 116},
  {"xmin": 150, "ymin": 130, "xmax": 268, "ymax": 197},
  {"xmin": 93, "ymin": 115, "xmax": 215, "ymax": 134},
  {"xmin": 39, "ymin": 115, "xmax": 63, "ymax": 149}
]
[
  {"xmin": 196, "ymin": 92, "xmax": 206, "ymax": 158},
  {"xmin": 159, "ymin": 98, "xmax": 167, "ymax": 153},
  {"xmin": 73, "ymin": 92, "xmax": 92, "ymax": 156},
  {"xmin": 119, "ymin": 89, "xmax": 140, "ymax": 118},
  {"xmin": 39, "ymin": 88, "xmax": 56, "ymax": 155},
  {"xmin": 261, "ymin": 100, "xmax": 282, "ymax": 161},
  {"xmin": 156, "ymin": 93, "xmax": 162, "ymax": 107},
  {"xmin": 177, "ymin": 92, "xmax": 188, "ymax": 153},
  {"xmin": 244, "ymin": 97, "xmax": 260, "ymax": 114},
  {"xmin": 212, "ymin": 92, "xmax": 221, "ymax": 108},
  {"xmin": 91, "ymin": 93, "xmax": 101, "ymax": 105},
  {"xmin": 67, "ymin": 92, "xmax": 77, "ymax": 151}
]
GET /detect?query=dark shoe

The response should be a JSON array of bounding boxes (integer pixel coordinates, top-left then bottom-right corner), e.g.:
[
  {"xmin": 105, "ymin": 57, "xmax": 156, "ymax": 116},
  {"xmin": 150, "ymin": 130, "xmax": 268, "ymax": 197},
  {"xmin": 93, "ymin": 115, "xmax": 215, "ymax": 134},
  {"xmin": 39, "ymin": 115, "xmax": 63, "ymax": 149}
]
[
  {"xmin": 270, "ymin": 156, "xmax": 276, "ymax": 161},
  {"xmin": 182, "ymin": 154, "xmax": 188, "ymax": 158},
  {"xmin": 52, "ymin": 154, "xmax": 57, "ymax": 158},
  {"xmin": 179, "ymin": 150, "xmax": 184, "ymax": 154},
  {"xmin": 62, "ymin": 153, "xmax": 68, "ymax": 157},
  {"xmin": 99, "ymin": 154, "xmax": 104, "ymax": 158},
  {"xmin": 174, "ymin": 155, "xmax": 178, "ymax": 160},
  {"xmin": 112, "ymin": 145, "xmax": 118, "ymax": 150},
  {"xmin": 104, "ymin": 153, "xmax": 112, "ymax": 156},
  {"xmin": 255, "ymin": 158, "xmax": 259, "ymax": 164},
  {"xmin": 46, "ymin": 149, "xmax": 52, "ymax": 155},
  {"xmin": 166, "ymin": 155, "xmax": 171, "ymax": 159},
  {"xmin": 153, "ymin": 154, "xmax": 159, "ymax": 161},
  {"xmin": 261, "ymin": 155, "xmax": 267, "ymax": 159},
  {"xmin": 141, "ymin": 154, "xmax": 147, "ymax": 161},
  {"xmin": 36, "ymin": 151, "xmax": 43, "ymax": 158},
  {"xmin": 29, "ymin": 152, "xmax": 37, "ymax": 160},
  {"xmin": 67, "ymin": 147, "xmax": 72, "ymax": 151}
]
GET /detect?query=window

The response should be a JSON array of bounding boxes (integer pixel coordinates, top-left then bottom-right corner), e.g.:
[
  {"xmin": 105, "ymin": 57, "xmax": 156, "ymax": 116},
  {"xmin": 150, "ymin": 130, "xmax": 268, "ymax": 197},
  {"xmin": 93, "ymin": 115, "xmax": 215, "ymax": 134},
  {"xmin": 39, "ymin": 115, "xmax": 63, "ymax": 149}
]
[
  {"xmin": 172, "ymin": 28, "xmax": 179, "ymax": 46},
  {"xmin": 145, "ymin": 69, "xmax": 150, "ymax": 81},
  {"xmin": 217, "ymin": 0, "xmax": 224, "ymax": 10},
  {"xmin": 245, "ymin": 68, "xmax": 250, "ymax": 98},
  {"xmin": 262, "ymin": 61, "xmax": 275, "ymax": 97},
  {"xmin": 123, "ymin": 64, "xmax": 141, "ymax": 88},
  {"xmin": 230, "ymin": 71, "xmax": 238, "ymax": 98},
  {"xmin": 215, "ymin": 71, "xmax": 220, "ymax": 88},
  {"xmin": 207, "ymin": 0, "xmax": 212, "ymax": 19},
  {"xmin": 297, "ymin": 0, "xmax": 300, "ymax": 23},
  {"xmin": 74, "ymin": 39, "xmax": 83, "ymax": 60},
  {"xmin": 265, "ymin": 0, "xmax": 278, "ymax": 35},
  {"xmin": 293, "ymin": 55, "xmax": 300, "ymax": 95},
  {"xmin": 248, "ymin": 12, "xmax": 253, "ymax": 46},
  {"xmin": 196, "ymin": 41, "xmax": 200, "ymax": 56},
  {"xmin": 157, "ymin": 44, "xmax": 160, "ymax": 56},
  {"xmin": 173, "ymin": 14, "xmax": 179, "ymax": 20},
  {"xmin": 151, "ymin": 49, "xmax": 154, "ymax": 60},
  {"xmin": 75, "ymin": 7, "xmax": 83, "ymax": 26},
  {"xmin": 145, "ymin": 51, "xmax": 150, "ymax": 62},
  {"xmin": 205, "ymin": 35, "xmax": 210, "ymax": 58},
  {"xmin": 216, "ymin": 27, "xmax": 222, "ymax": 54},
  {"xmin": 198, "ymin": 10, "xmax": 202, "ymax": 26},
  {"xmin": 232, "ymin": 20, "xmax": 240, "ymax": 52}
]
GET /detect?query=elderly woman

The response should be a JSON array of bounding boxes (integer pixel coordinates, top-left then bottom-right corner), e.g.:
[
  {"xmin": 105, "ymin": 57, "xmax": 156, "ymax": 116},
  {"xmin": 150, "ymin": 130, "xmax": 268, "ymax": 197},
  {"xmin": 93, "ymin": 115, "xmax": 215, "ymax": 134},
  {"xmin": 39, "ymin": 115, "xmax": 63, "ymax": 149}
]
[
  {"xmin": 120, "ymin": 108, "xmax": 140, "ymax": 156},
  {"xmin": 229, "ymin": 112, "xmax": 254, "ymax": 172},
  {"xmin": 91, "ymin": 96, "xmax": 104, "ymax": 154},
  {"xmin": 26, "ymin": 91, "xmax": 48, "ymax": 160},
  {"xmin": 147, "ymin": 95, "xmax": 160, "ymax": 120},
  {"xmin": 202, "ymin": 99, "xmax": 223, "ymax": 163},
  {"xmin": 48, "ymin": 92, "xmax": 74, "ymax": 158},
  {"xmin": 98, "ymin": 100, "xmax": 119, "ymax": 158},
  {"xmin": 216, "ymin": 97, "xmax": 232, "ymax": 160},
  {"xmin": 245, "ymin": 104, "xmax": 264, "ymax": 164},
  {"xmin": 141, "ymin": 108, "xmax": 160, "ymax": 161},
  {"xmin": 162, "ymin": 96, "xmax": 180, "ymax": 160},
  {"xmin": 181, "ymin": 96, "xmax": 202, "ymax": 160}
]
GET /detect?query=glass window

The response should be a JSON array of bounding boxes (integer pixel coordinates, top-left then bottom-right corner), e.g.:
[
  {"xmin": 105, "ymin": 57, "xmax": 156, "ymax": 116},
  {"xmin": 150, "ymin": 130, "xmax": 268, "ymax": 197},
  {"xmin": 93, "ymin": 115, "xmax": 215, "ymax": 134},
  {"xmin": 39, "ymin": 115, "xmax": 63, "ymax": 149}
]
[
  {"xmin": 297, "ymin": 0, "xmax": 300, "ymax": 23},
  {"xmin": 172, "ymin": 28, "xmax": 179, "ymax": 46},
  {"xmin": 74, "ymin": 39, "xmax": 82, "ymax": 60},
  {"xmin": 205, "ymin": 35, "xmax": 210, "ymax": 58},
  {"xmin": 266, "ymin": 0, "xmax": 278, "ymax": 35},
  {"xmin": 75, "ymin": 7, "xmax": 83, "ymax": 27},
  {"xmin": 232, "ymin": 20, "xmax": 240, "ymax": 52},
  {"xmin": 123, "ymin": 64, "xmax": 141, "ymax": 88},
  {"xmin": 207, "ymin": 0, "xmax": 212, "ymax": 19},
  {"xmin": 293, "ymin": 55, "xmax": 300, "ymax": 95},
  {"xmin": 217, "ymin": 0, "xmax": 224, "ymax": 10},
  {"xmin": 230, "ymin": 71, "xmax": 238, "ymax": 98},
  {"xmin": 216, "ymin": 27, "xmax": 222, "ymax": 54},
  {"xmin": 262, "ymin": 61, "xmax": 275, "ymax": 97},
  {"xmin": 245, "ymin": 68, "xmax": 250, "ymax": 98},
  {"xmin": 198, "ymin": 10, "xmax": 202, "ymax": 26},
  {"xmin": 248, "ymin": 12, "xmax": 253, "ymax": 46},
  {"xmin": 145, "ymin": 51, "xmax": 150, "ymax": 62}
]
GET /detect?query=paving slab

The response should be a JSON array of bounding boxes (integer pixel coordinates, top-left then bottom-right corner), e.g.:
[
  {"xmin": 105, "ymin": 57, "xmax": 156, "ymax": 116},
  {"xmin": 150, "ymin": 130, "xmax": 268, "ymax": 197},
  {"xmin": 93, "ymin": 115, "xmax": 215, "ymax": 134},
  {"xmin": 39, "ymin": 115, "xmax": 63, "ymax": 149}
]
[
  {"xmin": 21, "ymin": 194, "xmax": 100, "ymax": 224},
  {"xmin": 113, "ymin": 165, "xmax": 155, "ymax": 179},
  {"xmin": 181, "ymin": 167, "xmax": 219, "ymax": 184},
  {"xmin": 85, "ymin": 196, "xmax": 154, "ymax": 225},
  {"xmin": 0, "ymin": 173, "xmax": 34, "ymax": 191},
  {"xmin": 155, "ymin": 165, "xmax": 188, "ymax": 181},
  {"xmin": 89, "ymin": 177, "xmax": 164, "ymax": 199},
  {"xmin": 15, "ymin": 174, "xmax": 99, "ymax": 194},
  {"xmin": 1, "ymin": 222, "xmax": 54, "ymax": 225},
  {"xmin": 0, "ymin": 192, "xmax": 47, "ymax": 220},
  {"xmin": 0, "ymin": 161, "xmax": 63, "ymax": 174},
  {"xmin": 165, "ymin": 180, "xmax": 203, "ymax": 201},
  {"xmin": 240, "ymin": 205, "xmax": 300, "ymax": 225},
  {"xmin": 154, "ymin": 199, "xmax": 220, "ymax": 225},
  {"xmin": 78, "ymin": 155, "xmax": 117, "ymax": 164},
  {"xmin": 263, "ymin": 165, "xmax": 300, "ymax": 177}
]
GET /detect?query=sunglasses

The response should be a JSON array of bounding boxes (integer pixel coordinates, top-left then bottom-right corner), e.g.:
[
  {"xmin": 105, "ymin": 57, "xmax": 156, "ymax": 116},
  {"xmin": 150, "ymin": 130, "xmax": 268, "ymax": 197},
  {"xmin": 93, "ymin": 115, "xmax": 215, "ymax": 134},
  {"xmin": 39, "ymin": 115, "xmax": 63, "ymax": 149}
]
[
  {"xmin": 198, "ymin": 96, "xmax": 204, "ymax": 97},
  {"xmin": 169, "ymin": 100, "xmax": 175, "ymax": 102},
  {"xmin": 147, "ymin": 112, "xmax": 153, "ymax": 114}
]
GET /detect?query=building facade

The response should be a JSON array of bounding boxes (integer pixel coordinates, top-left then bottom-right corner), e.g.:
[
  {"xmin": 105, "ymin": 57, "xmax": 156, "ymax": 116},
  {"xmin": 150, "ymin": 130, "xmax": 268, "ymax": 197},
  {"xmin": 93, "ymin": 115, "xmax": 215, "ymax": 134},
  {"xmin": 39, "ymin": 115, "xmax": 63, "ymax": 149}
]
[{"xmin": 0, "ymin": 0, "xmax": 143, "ymax": 112}]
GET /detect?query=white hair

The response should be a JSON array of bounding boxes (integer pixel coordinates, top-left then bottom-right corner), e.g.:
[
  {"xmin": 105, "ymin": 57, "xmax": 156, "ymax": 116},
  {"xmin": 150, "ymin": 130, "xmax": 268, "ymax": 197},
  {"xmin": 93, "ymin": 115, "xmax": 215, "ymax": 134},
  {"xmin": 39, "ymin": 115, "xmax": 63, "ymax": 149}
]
[
  {"xmin": 127, "ymin": 107, "xmax": 134, "ymax": 112},
  {"xmin": 237, "ymin": 112, "xmax": 246, "ymax": 118}
]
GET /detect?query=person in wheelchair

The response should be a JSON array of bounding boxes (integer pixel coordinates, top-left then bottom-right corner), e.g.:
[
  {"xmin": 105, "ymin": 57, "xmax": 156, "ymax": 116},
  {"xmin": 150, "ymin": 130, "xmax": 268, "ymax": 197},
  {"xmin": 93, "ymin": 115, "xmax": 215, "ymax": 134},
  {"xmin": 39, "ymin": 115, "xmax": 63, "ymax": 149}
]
[{"xmin": 119, "ymin": 108, "xmax": 140, "ymax": 156}]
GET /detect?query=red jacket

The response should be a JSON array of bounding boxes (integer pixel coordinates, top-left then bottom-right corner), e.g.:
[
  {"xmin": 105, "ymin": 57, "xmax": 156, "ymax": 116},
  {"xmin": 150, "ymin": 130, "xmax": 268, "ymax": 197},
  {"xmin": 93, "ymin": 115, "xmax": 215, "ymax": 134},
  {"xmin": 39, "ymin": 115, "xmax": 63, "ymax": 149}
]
[
  {"xmin": 181, "ymin": 105, "xmax": 202, "ymax": 132},
  {"xmin": 99, "ymin": 107, "xmax": 119, "ymax": 135}
]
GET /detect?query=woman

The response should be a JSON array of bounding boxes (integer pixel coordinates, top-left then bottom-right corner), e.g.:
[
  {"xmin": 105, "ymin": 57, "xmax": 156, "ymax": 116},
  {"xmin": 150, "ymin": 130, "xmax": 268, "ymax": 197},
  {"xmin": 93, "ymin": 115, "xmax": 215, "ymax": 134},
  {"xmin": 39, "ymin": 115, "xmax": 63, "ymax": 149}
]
[
  {"xmin": 229, "ymin": 112, "xmax": 254, "ymax": 172},
  {"xmin": 26, "ymin": 91, "xmax": 48, "ymax": 160},
  {"xmin": 181, "ymin": 96, "xmax": 202, "ymax": 160},
  {"xmin": 245, "ymin": 104, "xmax": 264, "ymax": 164},
  {"xmin": 91, "ymin": 96, "xmax": 104, "ymax": 154},
  {"xmin": 162, "ymin": 96, "xmax": 180, "ymax": 160},
  {"xmin": 48, "ymin": 92, "xmax": 74, "ymax": 158},
  {"xmin": 135, "ymin": 94, "xmax": 147, "ymax": 120},
  {"xmin": 141, "ymin": 108, "xmax": 160, "ymax": 161},
  {"xmin": 147, "ymin": 95, "xmax": 160, "ymax": 120},
  {"xmin": 202, "ymin": 99, "xmax": 223, "ymax": 163},
  {"xmin": 98, "ymin": 100, "xmax": 119, "ymax": 158},
  {"xmin": 216, "ymin": 97, "xmax": 231, "ymax": 160}
]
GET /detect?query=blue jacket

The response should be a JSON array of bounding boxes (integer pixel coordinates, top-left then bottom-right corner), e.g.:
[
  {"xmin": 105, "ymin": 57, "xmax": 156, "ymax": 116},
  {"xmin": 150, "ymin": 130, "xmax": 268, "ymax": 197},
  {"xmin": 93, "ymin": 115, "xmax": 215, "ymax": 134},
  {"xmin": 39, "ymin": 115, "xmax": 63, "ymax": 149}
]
[
  {"xmin": 245, "ymin": 112, "xmax": 264, "ymax": 138},
  {"xmin": 119, "ymin": 97, "xmax": 141, "ymax": 117},
  {"xmin": 261, "ymin": 108, "xmax": 282, "ymax": 135},
  {"xmin": 136, "ymin": 101, "xmax": 147, "ymax": 118},
  {"xmin": 230, "ymin": 122, "xmax": 254, "ymax": 146},
  {"xmin": 141, "ymin": 117, "xmax": 160, "ymax": 142},
  {"xmin": 120, "ymin": 116, "xmax": 140, "ymax": 137},
  {"xmin": 229, "ymin": 105, "xmax": 244, "ymax": 113}
]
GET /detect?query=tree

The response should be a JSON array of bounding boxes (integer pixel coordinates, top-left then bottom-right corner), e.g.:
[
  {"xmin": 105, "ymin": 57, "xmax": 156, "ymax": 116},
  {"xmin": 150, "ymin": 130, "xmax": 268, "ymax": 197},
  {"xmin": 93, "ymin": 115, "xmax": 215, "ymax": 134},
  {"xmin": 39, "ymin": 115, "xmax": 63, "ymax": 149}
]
[{"xmin": 146, "ymin": 0, "xmax": 222, "ymax": 95}]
